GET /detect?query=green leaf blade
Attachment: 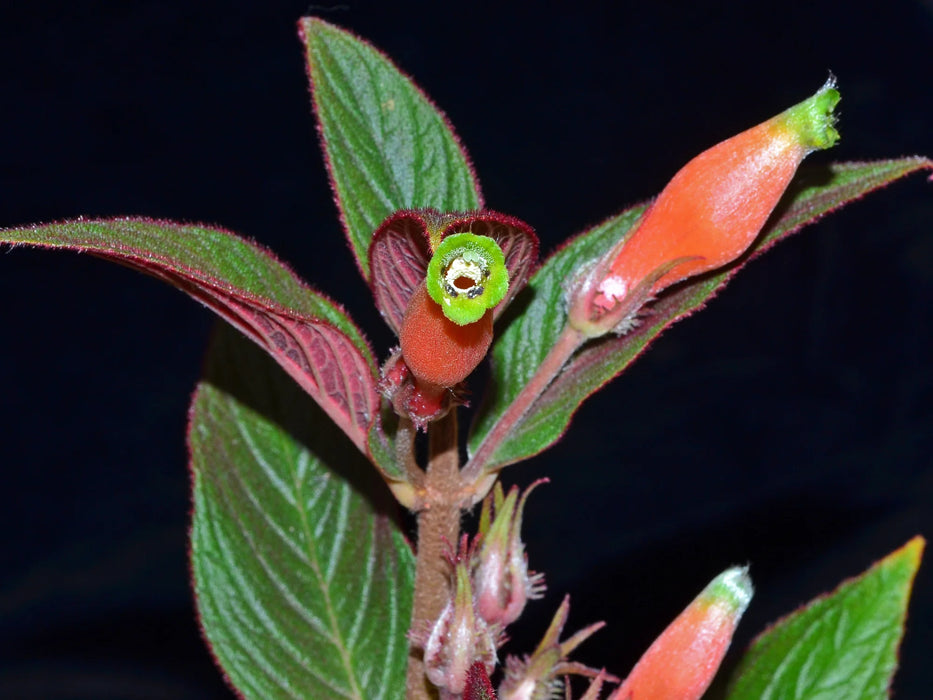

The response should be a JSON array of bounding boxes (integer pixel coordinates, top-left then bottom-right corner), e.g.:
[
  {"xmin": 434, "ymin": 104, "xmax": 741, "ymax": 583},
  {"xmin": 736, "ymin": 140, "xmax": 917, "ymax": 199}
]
[
  {"xmin": 191, "ymin": 326, "xmax": 415, "ymax": 700},
  {"xmin": 300, "ymin": 17, "xmax": 483, "ymax": 278},
  {"xmin": 2, "ymin": 218, "xmax": 339, "ymax": 320},
  {"xmin": 0, "ymin": 218, "xmax": 401, "ymax": 473},
  {"xmin": 469, "ymin": 157, "xmax": 932, "ymax": 471},
  {"xmin": 468, "ymin": 206, "xmax": 643, "ymax": 464},
  {"xmin": 725, "ymin": 537, "xmax": 925, "ymax": 700}
]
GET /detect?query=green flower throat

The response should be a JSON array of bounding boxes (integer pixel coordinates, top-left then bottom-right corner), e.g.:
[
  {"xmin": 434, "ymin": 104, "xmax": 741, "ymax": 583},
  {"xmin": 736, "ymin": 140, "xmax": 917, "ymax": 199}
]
[{"xmin": 426, "ymin": 233, "xmax": 509, "ymax": 325}]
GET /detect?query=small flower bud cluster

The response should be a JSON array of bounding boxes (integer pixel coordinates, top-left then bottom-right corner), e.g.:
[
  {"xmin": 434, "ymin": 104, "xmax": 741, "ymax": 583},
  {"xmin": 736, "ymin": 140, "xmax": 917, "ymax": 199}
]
[
  {"xmin": 417, "ymin": 482, "xmax": 547, "ymax": 696},
  {"xmin": 421, "ymin": 537, "xmax": 498, "ymax": 695},
  {"xmin": 499, "ymin": 596, "xmax": 614, "ymax": 700}
]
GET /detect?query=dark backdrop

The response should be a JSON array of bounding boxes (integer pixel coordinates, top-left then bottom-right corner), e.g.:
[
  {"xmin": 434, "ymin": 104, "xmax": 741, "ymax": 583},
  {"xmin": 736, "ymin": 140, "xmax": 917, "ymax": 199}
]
[{"xmin": 1, "ymin": 1, "xmax": 931, "ymax": 698}]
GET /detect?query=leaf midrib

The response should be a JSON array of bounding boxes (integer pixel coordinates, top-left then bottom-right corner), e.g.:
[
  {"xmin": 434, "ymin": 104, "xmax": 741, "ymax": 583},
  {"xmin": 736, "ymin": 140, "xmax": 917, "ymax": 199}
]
[{"xmin": 293, "ymin": 456, "xmax": 366, "ymax": 700}]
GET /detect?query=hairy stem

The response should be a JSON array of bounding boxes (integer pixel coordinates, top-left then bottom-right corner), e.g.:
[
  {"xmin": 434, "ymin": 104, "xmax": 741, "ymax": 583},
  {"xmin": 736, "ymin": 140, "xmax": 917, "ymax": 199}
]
[
  {"xmin": 407, "ymin": 410, "xmax": 462, "ymax": 700},
  {"xmin": 461, "ymin": 324, "xmax": 585, "ymax": 487},
  {"xmin": 397, "ymin": 416, "xmax": 426, "ymax": 489}
]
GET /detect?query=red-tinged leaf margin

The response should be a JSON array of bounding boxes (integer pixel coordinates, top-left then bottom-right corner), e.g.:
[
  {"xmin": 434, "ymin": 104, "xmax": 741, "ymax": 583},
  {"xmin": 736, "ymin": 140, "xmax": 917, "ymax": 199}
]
[
  {"xmin": 300, "ymin": 17, "xmax": 484, "ymax": 280},
  {"xmin": 368, "ymin": 211, "xmax": 434, "ymax": 334},
  {"xmin": 724, "ymin": 537, "xmax": 925, "ymax": 700},
  {"xmin": 0, "ymin": 218, "xmax": 405, "ymax": 481},
  {"xmin": 368, "ymin": 209, "xmax": 539, "ymax": 335},
  {"xmin": 190, "ymin": 324, "xmax": 415, "ymax": 700},
  {"xmin": 472, "ymin": 213, "xmax": 540, "ymax": 318},
  {"xmin": 463, "ymin": 661, "xmax": 497, "ymax": 700},
  {"xmin": 469, "ymin": 157, "xmax": 933, "ymax": 471}
]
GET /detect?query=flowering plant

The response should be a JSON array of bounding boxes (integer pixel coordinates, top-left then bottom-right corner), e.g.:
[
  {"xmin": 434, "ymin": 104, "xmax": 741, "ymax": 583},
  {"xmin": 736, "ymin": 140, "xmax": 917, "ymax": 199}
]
[{"xmin": 2, "ymin": 14, "xmax": 930, "ymax": 700}]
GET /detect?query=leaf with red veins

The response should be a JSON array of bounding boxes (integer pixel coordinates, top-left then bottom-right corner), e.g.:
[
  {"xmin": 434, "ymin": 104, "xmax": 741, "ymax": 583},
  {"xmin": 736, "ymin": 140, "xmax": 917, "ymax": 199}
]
[
  {"xmin": 442, "ymin": 212, "xmax": 539, "ymax": 319},
  {"xmin": 219, "ymin": 300, "xmax": 377, "ymax": 445},
  {"xmin": 0, "ymin": 218, "xmax": 401, "ymax": 479},
  {"xmin": 368, "ymin": 209, "xmax": 539, "ymax": 335},
  {"xmin": 369, "ymin": 211, "xmax": 434, "ymax": 334}
]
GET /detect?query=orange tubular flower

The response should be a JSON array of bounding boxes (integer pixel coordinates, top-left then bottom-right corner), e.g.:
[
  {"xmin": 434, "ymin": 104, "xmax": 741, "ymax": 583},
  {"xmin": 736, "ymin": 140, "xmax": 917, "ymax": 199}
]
[
  {"xmin": 399, "ymin": 280, "xmax": 494, "ymax": 391},
  {"xmin": 578, "ymin": 79, "xmax": 839, "ymax": 332},
  {"xmin": 397, "ymin": 230, "xmax": 509, "ymax": 418},
  {"xmin": 610, "ymin": 566, "xmax": 753, "ymax": 700}
]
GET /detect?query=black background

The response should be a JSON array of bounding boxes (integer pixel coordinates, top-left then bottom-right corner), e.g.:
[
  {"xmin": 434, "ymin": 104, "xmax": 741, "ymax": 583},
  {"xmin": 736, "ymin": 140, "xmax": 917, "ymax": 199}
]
[{"xmin": 1, "ymin": 1, "xmax": 931, "ymax": 698}]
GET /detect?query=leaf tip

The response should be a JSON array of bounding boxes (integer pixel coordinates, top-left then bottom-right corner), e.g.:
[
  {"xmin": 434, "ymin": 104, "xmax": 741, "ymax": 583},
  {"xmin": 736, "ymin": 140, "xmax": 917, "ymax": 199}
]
[{"xmin": 884, "ymin": 535, "xmax": 925, "ymax": 575}]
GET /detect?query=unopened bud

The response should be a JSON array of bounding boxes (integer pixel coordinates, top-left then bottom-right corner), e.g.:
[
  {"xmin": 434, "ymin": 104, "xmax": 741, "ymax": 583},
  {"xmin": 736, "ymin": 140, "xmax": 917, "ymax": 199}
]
[
  {"xmin": 474, "ymin": 481, "xmax": 546, "ymax": 627},
  {"xmin": 423, "ymin": 538, "xmax": 497, "ymax": 695},
  {"xmin": 571, "ymin": 79, "xmax": 840, "ymax": 337},
  {"xmin": 610, "ymin": 566, "xmax": 753, "ymax": 700}
]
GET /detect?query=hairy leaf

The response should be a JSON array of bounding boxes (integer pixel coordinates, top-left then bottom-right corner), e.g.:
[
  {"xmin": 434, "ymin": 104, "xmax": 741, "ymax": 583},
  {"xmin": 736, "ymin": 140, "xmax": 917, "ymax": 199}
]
[
  {"xmin": 724, "ymin": 537, "xmax": 924, "ymax": 700},
  {"xmin": 191, "ymin": 325, "xmax": 415, "ymax": 700},
  {"xmin": 369, "ymin": 211, "xmax": 434, "ymax": 334},
  {"xmin": 476, "ymin": 213, "xmax": 540, "ymax": 317},
  {"xmin": 301, "ymin": 17, "xmax": 483, "ymax": 279},
  {"xmin": 469, "ymin": 158, "xmax": 932, "ymax": 470},
  {"xmin": 0, "ymin": 218, "xmax": 399, "ymax": 477}
]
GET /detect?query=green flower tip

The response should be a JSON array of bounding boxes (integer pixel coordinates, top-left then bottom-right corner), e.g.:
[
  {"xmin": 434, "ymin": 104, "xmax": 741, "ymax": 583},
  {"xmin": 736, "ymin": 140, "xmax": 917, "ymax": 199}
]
[
  {"xmin": 700, "ymin": 566, "xmax": 754, "ymax": 615},
  {"xmin": 780, "ymin": 75, "xmax": 841, "ymax": 153},
  {"xmin": 426, "ymin": 233, "xmax": 509, "ymax": 325}
]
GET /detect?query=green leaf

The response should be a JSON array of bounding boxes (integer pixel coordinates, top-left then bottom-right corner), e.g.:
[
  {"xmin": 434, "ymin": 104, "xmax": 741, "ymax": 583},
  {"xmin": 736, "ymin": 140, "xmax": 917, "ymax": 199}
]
[
  {"xmin": 724, "ymin": 537, "xmax": 925, "ymax": 700},
  {"xmin": 467, "ymin": 205, "xmax": 642, "ymax": 465},
  {"xmin": 1, "ymin": 217, "xmax": 353, "ymax": 321},
  {"xmin": 469, "ymin": 157, "xmax": 932, "ymax": 471},
  {"xmin": 300, "ymin": 17, "xmax": 483, "ymax": 279},
  {"xmin": 191, "ymin": 324, "xmax": 415, "ymax": 700},
  {"xmin": 0, "ymin": 218, "xmax": 403, "ymax": 477}
]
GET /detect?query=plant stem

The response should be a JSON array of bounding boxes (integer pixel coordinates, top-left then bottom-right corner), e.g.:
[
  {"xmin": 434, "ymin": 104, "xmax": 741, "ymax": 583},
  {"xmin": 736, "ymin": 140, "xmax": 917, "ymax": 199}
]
[
  {"xmin": 397, "ymin": 416, "xmax": 426, "ymax": 489},
  {"xmin": 407, "ymin": 410, "xmax": 462, "ymax": 700},
  {"xmin": 404, "ymin": 324, "xmax": 584, "ymax": 695},
  {"xmin": 461, "ymin": 324, "xmax": 585, "ymax": 488}
]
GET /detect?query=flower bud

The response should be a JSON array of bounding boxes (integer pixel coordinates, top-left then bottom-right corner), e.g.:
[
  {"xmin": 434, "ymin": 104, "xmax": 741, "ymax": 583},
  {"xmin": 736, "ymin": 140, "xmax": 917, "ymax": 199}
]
[
  {"xmin": 499, "ymin": 596, "xmax": 614, "ymax": 700},
  {"xmin": 610, "ymin": 566, "xmax": 753, "ymax": 700},
  {"xmin": 423, "ymin": 537, "xmax": 497, "ymax": 695},
  {"xmin": 463, "ymin": 661, "xmax": 497, "ymax": 700},
  {"xmin": 473, "ymin": 481, "xmax": 546, "ymax": 627},
  {"xmin": 574, "ymin": 79, "xmax": 840, "ymax": 335}
]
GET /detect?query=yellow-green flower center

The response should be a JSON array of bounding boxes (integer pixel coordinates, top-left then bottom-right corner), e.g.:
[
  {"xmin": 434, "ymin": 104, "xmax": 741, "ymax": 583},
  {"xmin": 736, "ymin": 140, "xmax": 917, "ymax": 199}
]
[{"xmin": 426, "ymin": 233, "xmax": 509, "ymax": 325}]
